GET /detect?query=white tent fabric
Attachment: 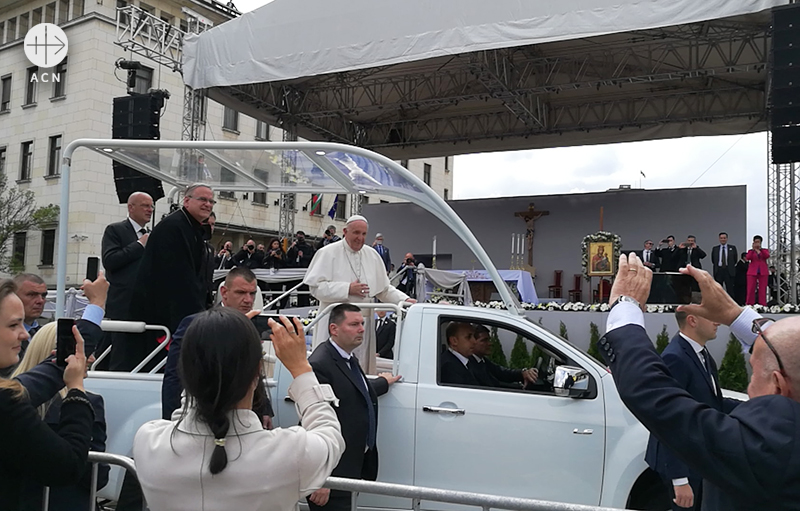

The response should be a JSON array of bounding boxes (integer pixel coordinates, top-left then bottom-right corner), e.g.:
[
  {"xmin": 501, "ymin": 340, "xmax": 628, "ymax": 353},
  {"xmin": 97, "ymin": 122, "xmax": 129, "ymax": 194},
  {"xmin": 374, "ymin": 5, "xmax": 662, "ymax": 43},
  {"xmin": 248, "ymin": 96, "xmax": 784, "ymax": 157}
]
[{"xmin": 184, "ymin": 0, "xmax": 785, "ymax": 89}]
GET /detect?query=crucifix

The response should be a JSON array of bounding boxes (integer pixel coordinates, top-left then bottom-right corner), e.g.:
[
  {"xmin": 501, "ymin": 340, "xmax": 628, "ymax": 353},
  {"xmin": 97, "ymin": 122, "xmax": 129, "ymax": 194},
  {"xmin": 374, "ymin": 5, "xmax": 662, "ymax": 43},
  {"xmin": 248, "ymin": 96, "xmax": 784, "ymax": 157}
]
[{"xmin": 514, "ymin": 203, "xmax": 550, "ymax": 268}]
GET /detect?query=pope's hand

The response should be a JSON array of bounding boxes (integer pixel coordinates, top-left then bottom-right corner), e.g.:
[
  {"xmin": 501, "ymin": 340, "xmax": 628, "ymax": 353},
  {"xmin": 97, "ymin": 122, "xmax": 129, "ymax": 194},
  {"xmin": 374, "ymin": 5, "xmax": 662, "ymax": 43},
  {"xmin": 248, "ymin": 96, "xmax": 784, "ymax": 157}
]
[{"xmin": 349, "ymin": 282, "xmax": 370, "ymax": 297}]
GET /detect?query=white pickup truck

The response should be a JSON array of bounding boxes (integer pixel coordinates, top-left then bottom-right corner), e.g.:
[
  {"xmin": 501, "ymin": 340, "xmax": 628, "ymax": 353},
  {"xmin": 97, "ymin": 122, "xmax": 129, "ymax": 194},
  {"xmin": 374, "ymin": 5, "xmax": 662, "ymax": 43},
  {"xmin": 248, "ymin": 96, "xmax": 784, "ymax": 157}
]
[
  {"xmin": 59, "ymin": 138, "xmax": 668, "ymax": 509},
  {"xmin": 85, "ymin": 300, "xmax": 667, "ymax": 510}
]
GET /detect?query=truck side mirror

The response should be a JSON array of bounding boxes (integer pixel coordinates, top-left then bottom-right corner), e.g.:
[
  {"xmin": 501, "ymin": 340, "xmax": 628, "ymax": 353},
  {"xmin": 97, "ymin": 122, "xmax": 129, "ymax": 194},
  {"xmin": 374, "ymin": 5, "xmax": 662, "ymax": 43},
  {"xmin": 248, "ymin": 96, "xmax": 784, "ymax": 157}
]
[{"xmin": 553, "ymin": 365, "xmax": 590, "ymax": 398}]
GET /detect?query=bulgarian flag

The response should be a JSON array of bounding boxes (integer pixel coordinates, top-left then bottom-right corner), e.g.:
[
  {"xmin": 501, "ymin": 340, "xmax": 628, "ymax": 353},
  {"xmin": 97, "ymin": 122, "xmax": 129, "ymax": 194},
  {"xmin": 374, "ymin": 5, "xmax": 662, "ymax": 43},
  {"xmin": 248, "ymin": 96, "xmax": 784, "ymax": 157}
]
[{"xmin": 310, "ymin": 194, "xmax": 323, "ymax": 215}]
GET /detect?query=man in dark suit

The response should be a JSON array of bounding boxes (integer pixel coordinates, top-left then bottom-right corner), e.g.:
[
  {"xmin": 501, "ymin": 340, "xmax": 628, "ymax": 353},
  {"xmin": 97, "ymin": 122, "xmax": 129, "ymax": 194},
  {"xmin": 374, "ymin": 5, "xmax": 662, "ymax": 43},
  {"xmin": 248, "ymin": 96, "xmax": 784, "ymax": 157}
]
[
  {"xmin": 645, "ymin": 310, "xmax": 741, "ymax": 510},
  {"xmin": 231, "ymin": 238, "xmax": 264, "ymax": 269},
  {"xmin": 470, "ymin": 325, "xmax": 538, "ymax": 389},
  {"xmin": 678, "ymin": 235, "xmax": 706, "ymax": 270},
  {"xmin": 440, "ymin": 321, "xmax": 479, "ymax": 386},
  {"xmin": 306, "ymin": 303, "xmax": 401, "ymax": 511},
  {"xmin": 118, "ymin": 183, "xmax": 214, "ymax": 371},
  {"xmin": 286, "ymin": 230, "xmax": 315, "ymax": 306},
  {"xmin": 372, "ymin": 233, "xmax": 392, "ymax": 273},
  {"xmin": 635, "ymin": 240, "xmax": 658, "ymax": 271},
  {"xmin": 100, "ymin": 192, "xmax": 153, "ymax": 368},
  {"xmin": 375, "ymin": 310, "xmax": 396, "ymax": 359},
  {"xmin": 599, "ymin": 254, "xmax": 800, "ymax": 511},
  {"xmin": 657, "ymin": 235, "xmax": 680, "ymax": 272},
  {"xmin": 710, "ymin": 232, "xmax": 737, "ymax": 299}
]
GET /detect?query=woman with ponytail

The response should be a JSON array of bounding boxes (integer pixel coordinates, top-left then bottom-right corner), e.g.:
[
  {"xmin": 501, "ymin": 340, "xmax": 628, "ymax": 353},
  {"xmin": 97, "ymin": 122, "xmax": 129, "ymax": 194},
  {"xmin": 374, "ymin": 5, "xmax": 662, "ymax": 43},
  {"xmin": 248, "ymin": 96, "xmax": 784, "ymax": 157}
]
[
  {"xmin": 133, "ymin": 308, "xmax": 344, "ymax": 511},
  {"xmin": 0, "ymin": 279, "xmax": 95, "ymax": 511}
]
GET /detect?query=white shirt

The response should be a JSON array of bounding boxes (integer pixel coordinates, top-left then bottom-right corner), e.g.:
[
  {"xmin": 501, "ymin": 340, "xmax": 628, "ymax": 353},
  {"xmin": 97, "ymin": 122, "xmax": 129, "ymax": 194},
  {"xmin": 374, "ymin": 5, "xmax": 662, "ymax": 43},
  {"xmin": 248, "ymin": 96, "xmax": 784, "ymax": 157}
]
[
  {"xmin": 328, "ymin": 339, "xmax": 369, "ymax": 389},
  {"xmin": 448, "ymin": 348, "xmax": 471, "ymax": 367},
  {"xmin": 128, "ymin": 217, "xmax": 146, "ymax": 239},
  {"xmin": 304, "ymin": 240, "xmax": 409, "ymax": 348},
  {"xmin": 133, "ymin": 372, "xmax": 344, "ymax": 511},
  {"xmin": 718, "ymin": 244, "xmax": 729, "ymax": 266}
]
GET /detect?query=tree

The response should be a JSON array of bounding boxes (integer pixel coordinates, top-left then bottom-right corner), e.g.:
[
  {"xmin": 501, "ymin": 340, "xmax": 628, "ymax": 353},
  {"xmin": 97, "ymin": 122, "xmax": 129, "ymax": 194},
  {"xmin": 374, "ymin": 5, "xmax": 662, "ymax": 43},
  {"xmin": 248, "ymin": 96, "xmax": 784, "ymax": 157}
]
[
  {"xmin": 0, "ymin": 174, "xmax": 59, "ymax": 273},
  {"xmin": 486, "ymin": 326, "xmax": 508, "ymax": 366},
  {"xmin": 509, "ymin": 334, "xmax": 530, "ymax": 369},
  {"xmin": 656, "ymin": 325, "xmax": 670, "ymax": 354},
  {"xmin": 587, "ymin": 322, "xmax": 603, "ymax": 363},
  {"xmin": 559, "ymin": 321, "xmax": 569, "ymax": 340},
  {"xmin": 719, "ymin": 333, "xmax": 749, "ymax": 392}
]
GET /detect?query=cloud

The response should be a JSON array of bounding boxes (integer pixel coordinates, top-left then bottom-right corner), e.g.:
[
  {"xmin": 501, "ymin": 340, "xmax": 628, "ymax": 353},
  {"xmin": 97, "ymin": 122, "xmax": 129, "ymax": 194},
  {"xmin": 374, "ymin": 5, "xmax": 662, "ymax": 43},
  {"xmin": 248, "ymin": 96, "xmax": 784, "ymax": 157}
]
[{"xmin": 454, "ymin": 132, "xmax": 768, "ymax": 240}]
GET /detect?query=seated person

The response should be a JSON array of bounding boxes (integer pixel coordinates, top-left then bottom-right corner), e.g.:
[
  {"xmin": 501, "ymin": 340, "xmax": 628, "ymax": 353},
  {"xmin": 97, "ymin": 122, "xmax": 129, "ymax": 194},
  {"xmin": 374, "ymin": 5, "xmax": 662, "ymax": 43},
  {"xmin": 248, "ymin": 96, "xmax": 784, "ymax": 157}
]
[
  {"xmin": 470, "ymin": 325, "xmax": 538, "ymax": 389},
  {"xmin": 440, "ymin": 322, "xmax": 479, "ymax": 386}
]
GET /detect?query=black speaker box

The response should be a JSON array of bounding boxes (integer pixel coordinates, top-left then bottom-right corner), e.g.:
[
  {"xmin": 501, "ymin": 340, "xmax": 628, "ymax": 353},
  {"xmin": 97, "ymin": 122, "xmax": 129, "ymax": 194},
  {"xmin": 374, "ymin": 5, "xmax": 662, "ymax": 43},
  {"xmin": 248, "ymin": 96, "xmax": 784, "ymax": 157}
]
[
  {"xmin": 772, "ymin": 126, "xmax": 800, "ymax": 164},
  {"xmin": 111, "ymin": 93, "xmax": 165, "ymax": 204}
]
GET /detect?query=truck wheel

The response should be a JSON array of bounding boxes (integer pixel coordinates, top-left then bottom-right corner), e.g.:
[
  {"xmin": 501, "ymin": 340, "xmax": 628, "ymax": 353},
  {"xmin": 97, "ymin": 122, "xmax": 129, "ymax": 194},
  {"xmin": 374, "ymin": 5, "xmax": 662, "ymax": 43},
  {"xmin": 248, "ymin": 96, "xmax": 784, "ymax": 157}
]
[{"xmin": 627, "ymin": 469, "xmax": 670, "ymax": 511}]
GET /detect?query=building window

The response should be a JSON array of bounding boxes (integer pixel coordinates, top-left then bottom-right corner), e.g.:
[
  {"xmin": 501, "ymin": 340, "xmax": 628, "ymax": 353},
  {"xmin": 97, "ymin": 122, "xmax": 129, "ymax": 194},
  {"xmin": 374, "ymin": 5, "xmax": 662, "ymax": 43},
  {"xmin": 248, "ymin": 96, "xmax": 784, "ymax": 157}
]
[
  {"xmin": 132, "ymin": 66, "xmax": 153, "ymax": 94},
  {"xmin": 445, "ymin": 156, "xmax": 452, "ymax": 173},
  {"xmin": 0, "ymin": 147, "xmax": 6, "ymax": 175},
  {"xmin": 25, "ymin": 67, "xmax": 38, "ymax": 106},
  {"xmin": 400, "ymin": 159, "xmax": 409, "ymax": 168},
  {"xmin": 334, "ymin": 193, "xmax": 347, "ymax": 220},
  {"xmin": 252, "ymin": 168, "xmax": 268, "ymax": 205},
  {"xmin": 58, "ymin": 0, "xmax": 69, "ymax": 24},
  {"xmin": 444, "ymin": 188, "xmax": 449, "ymax": 200},
  {"xmin": 7, "ymin": 17, "xmax": 16, "ymax": 42},
  {"xmin": 52, "ymin": 58, "xmax": 67, "ymax": 98},
  {"xmin": 1, "ymin": 75, "xmax": 11, "ymax": 111},
  {"xmin": 41, "ymin": 229, "xmax": 56, "ymax": 266},
  {"xmin": 223, "ymin": 107, "xmax": 239, "ymax": 131},
  {"xmin": 310, "ymin": 194, "xmax": 323, "ymax": 216},
  {"xmin": 33, "ymin": 7, "xmax": 42, "ymax": 25},
  {"xmin": 46, "ymin": 2, "xmax": 56, "ymax": 24},
  {"xmin": 12, "ymin": 232, "xmax": 26, "ymax": 271},
  {"xmin": 48, "ymin": 135, "xmax": 62, "ymax": 177},
  {"xmin": 179, "ymin": 18, "xmax": 188, "ymax": 32},
  {"xmin": 0, "ymin": 22, "xmax": 4, "ymax": 45},
  {"xmin": 423, "ymin": 163, "xmax": 431, "ymax": 186},
  {"xmin": 255, "ymin": 120, "xmax": 269, "ymax": 140},
  {"xmin": 19, "ymin": 141, "xmax": 33, "ymax": 181},
  {"xmin": 73, "ymin": 0, "xmax": 85, "ymax": 17},
  {"xmin": 160, "ymin": 13, "xmax": 174, "ymax": 26},
  {"xmin": 19, "ymin": 13, "xmax": 29, "ymax": 35},
  {"xmin": 362, "ymin": 195, "xmax": 370, "ymax": 204},
  {"xmin": 117, "ymin": 0, "xmax": 129, "ymax": 25},
  {"xmin": 219, "ymin": 167, "xmax": 236, "ymax": 199}
]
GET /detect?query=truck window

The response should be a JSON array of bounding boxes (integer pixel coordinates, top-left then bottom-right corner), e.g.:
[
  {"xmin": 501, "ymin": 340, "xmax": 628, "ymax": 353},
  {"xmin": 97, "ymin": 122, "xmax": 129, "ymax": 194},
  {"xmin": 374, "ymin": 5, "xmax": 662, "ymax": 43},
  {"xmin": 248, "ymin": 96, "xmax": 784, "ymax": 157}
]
[{"xmin": 438, "ymin": 320, "xmax": 568, "ymax": 396}]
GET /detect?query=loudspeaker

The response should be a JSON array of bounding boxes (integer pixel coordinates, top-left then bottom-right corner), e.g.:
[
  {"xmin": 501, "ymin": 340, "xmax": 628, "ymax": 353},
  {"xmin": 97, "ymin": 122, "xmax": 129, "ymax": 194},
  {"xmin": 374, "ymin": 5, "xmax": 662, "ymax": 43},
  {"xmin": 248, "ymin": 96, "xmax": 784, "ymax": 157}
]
[
  {"xmin": 770, "ymin": 4, "xmax": 800, "ymax": 164},
  {"xmin": 111, "ymin": 93, "xmax": 165, "ymax": 204}
]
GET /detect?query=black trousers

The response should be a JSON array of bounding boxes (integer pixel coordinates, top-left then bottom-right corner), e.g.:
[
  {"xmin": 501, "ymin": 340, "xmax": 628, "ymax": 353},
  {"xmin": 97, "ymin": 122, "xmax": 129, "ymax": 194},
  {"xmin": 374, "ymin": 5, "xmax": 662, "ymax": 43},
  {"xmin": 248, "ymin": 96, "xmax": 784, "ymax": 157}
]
[{"xmin": 713, "ymin": 268, "xmax": 735, "ymax": 299}]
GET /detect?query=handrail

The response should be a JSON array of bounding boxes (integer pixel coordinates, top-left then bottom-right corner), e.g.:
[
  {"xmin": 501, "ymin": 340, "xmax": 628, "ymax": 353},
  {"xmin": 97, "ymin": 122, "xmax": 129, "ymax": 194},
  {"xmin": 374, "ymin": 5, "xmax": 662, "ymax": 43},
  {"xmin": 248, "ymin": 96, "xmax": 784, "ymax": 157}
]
[
  {"xmin": 91, "ymin": 321, "xmax": 172, "ymax": 373},
  {"xmin": 262, "ymin": 281, "xmax": 304, "ymax": 310},
  {"xmin": 72, "ymin": 452, "xmax": 625, "ymax": 511}
]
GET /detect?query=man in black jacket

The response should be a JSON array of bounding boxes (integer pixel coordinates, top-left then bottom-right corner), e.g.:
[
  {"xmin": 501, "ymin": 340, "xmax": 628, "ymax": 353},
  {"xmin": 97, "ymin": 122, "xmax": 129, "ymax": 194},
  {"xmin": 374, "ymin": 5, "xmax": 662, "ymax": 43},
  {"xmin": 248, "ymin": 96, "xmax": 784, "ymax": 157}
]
[
  {"xmin": 657, "ymin": 236, "xmax": 680, "ymax": 272},
  {"xmin": 440, "ymin": 321, "xmax": 479, "ymax": 386},
  {"xmin": 287, "ymin": 231, "xmax": 315, "ymax": 306},
  {"xmin": 306, "ymin": 303, "xmax": 400, "ymax": 511},
  {"xmin": 710, "ymin": 232, "xmax": 737, "ymax": 298},
  {"xmin": 118, "ymin": 184, "xmax": 214, "ymax": 371},
  {"xmin": 231, "ymin": 238, "xmax": 264, "ymax": 269},
  {"xmin": 99, "ymin": 191, "xmax": 153, "ymax": 368},
  {"xmin": 678, "ymin": 235, "xmax": 706, "ymax": 269},
  {"xmin": 599, "ymin": 254, "xmax": 800, "ymax": 511},
  {"xmin": 470, "ymin": 325, "xmax": 537, "ymax": 389}
]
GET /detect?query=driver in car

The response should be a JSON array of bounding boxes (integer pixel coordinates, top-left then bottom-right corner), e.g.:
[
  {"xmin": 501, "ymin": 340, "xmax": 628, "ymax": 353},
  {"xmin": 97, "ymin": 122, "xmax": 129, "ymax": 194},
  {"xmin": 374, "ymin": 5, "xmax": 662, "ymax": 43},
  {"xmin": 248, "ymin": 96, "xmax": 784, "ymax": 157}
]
[{"xmin": 470, "ymin": 325, "xmax": 538, "ymax": 389}]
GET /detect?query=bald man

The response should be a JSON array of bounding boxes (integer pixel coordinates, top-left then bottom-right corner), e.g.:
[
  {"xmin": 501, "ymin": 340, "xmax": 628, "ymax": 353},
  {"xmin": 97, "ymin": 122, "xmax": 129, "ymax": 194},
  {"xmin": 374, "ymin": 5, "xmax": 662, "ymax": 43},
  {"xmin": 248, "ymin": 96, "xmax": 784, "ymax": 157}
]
[
  {"xmin": 598, "ymin": 255, "xmax": 800, "ymax": 511},
  {"xmin": 304, "ymin": 215, "xmax": 415, "ymax": 349}
]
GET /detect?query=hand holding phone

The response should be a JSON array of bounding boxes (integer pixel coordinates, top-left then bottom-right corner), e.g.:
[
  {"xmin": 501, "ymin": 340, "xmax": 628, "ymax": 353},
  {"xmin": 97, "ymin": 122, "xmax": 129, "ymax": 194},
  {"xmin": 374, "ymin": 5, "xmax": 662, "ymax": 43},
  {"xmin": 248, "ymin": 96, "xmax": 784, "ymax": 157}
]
[
  {"xmin": 60, "ymin": 323, "xmax": 88, "ymax": 391},
  {"xmin": 56, "ymin": 318, "xmax": 77, "ymax": 368}
]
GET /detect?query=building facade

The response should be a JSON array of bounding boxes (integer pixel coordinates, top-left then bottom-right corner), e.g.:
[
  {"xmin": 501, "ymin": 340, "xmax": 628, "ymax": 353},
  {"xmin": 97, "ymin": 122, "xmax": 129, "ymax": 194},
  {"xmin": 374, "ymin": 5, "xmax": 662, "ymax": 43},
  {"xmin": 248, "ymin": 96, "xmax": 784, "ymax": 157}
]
[{"xmin": 0, "ymin": 0, "xmax": 453, "ymax": 285}]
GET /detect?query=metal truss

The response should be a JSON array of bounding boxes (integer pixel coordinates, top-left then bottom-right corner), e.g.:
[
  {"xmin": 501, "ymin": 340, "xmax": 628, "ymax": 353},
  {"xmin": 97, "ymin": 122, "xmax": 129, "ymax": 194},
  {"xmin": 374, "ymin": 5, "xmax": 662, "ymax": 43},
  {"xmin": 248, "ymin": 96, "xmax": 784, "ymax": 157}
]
[
  {"xmin": 114, "ymin": 5, "xmax": 183, "ymax": 72},
  {"xmin": 221, "ymin": 18, "xmax": 770, "ymax": 152},
  {"xmin": 768, "ymin": 133, "xmax": 800, "ymax": 304},
  {"xmin": 279, "ymin": 127, "xmax": 298, "ymax": 241}
]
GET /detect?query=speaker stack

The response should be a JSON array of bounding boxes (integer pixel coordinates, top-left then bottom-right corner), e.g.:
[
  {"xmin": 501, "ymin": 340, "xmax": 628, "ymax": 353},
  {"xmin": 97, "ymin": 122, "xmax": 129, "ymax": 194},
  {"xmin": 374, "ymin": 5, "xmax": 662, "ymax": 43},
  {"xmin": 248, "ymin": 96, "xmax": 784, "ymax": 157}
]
[
  {"xmin": 771, "ymin": 4, "xmax": 800, "ymax": 165},
  {"xmin": 111, "ymin": 93, "xmax": 166, "ymax": 204}
]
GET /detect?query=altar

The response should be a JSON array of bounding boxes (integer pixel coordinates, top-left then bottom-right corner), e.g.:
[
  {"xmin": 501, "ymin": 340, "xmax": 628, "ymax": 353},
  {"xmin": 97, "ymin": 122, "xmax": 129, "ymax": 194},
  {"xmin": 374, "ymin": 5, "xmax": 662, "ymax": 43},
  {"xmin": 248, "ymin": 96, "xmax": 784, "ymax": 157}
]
[{"xmin": 453, "ymin": 269, "xmax": 539, "ymax": 304}]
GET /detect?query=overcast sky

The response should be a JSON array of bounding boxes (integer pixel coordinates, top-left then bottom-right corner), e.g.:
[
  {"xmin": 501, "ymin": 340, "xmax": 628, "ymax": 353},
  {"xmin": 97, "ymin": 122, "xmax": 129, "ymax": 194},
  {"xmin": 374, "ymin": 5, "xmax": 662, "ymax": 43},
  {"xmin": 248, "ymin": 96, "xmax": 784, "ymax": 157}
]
[{"xmin": 231, "ymin": 0, "xmax": 768, "ymax": 243}]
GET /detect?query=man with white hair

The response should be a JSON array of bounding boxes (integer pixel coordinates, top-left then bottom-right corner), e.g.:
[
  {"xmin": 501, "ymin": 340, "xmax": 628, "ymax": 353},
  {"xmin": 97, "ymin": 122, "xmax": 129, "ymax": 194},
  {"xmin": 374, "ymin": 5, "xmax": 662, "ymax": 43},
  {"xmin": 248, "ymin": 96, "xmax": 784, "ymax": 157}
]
[{"xmin": 304, "ymin": 215, "xmax": 415, "ymax": 349}]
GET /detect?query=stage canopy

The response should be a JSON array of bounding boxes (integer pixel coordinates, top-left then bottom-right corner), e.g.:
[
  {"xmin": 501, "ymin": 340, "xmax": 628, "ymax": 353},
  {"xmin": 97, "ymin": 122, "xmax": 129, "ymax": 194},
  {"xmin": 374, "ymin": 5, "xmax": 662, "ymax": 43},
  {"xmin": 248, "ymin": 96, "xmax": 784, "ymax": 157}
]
[{"xmin": 183, "ymin": 0, "xmax": 788, "ymax": 158}]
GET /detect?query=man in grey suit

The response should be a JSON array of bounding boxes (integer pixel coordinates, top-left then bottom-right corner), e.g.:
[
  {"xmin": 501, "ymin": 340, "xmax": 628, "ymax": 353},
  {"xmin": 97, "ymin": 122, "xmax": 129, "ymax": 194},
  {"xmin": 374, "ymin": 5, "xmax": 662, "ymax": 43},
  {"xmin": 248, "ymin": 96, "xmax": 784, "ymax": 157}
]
[{"xmin": 711, "ymin": 232, "xmax": 737, "ymax": 298}]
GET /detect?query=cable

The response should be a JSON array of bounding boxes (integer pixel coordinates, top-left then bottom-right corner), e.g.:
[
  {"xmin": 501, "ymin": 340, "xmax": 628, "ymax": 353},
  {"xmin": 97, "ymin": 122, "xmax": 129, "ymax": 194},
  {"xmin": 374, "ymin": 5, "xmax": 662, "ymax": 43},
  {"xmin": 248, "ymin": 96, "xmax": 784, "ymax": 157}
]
[{"xmin": 688, "ymin": 121, "xmax": 760, "ymax": 187}]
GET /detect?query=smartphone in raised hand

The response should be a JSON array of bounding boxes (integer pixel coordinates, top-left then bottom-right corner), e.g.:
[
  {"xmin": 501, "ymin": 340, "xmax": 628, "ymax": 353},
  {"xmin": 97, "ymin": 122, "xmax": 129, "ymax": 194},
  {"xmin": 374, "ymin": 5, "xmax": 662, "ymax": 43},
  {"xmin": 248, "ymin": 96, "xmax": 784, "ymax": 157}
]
[{"xmin": 56, "ymin": 318, "xmax": 77, "ymax": 368}]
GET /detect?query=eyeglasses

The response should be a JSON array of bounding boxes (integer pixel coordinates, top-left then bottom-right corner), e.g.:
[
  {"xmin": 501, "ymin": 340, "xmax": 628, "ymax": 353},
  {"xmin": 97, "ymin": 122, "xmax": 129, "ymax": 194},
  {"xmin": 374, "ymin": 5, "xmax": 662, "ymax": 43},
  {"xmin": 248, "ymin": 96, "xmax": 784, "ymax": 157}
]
[
  {"xmin": 189, "ymin": 196, "xmax": 217, "ymax": 205},
  {"xmin": 751, "ymin": 318, "xmax": 786, "ymax": 375}
]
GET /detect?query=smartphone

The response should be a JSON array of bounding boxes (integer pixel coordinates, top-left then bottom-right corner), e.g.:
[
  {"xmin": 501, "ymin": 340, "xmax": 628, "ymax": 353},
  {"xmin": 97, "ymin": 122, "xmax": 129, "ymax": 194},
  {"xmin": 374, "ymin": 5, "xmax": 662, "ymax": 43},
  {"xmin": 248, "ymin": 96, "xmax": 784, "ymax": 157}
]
[
  {"xmin": 251, "ymin": 314, "xmax": 301, "ymax": 340},
  {"xmin": 56, "ymin": 318, "xmax": 77, "ymax": 368},
  {"xmin": 648, "ymin": 272, "xmax": 696, "ymax": 304},
  {"xmin": 86, "ymin": 256, "xmax": 99, "ymax": 281}
]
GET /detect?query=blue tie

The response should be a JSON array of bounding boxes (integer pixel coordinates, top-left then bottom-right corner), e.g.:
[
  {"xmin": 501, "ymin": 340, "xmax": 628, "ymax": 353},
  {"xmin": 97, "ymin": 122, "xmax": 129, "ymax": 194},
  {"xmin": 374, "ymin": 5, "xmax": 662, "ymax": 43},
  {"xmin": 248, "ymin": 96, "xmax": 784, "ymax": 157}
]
[{"xmin": 347, "ymin": 357, "xmax": 376, "ymax": 449}]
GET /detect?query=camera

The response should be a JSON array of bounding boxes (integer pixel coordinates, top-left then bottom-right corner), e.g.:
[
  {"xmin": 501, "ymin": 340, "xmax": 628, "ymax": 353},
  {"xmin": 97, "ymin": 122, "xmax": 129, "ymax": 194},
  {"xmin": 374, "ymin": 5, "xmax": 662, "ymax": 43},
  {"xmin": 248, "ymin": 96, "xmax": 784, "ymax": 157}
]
[
  {"xmin": 247, "ymin": 244, "xmax": 255, "ymax": 251},
  {"xmin": 661, "ymin": 239, "xmax": 669, "ymax": 244},
  {"xmin": 406, "ymin": 258, "xmax": 415, "ymax": 264},
  {"xmin": 324, "ymin": 229, "xmax": 331, "ymax": 236}
]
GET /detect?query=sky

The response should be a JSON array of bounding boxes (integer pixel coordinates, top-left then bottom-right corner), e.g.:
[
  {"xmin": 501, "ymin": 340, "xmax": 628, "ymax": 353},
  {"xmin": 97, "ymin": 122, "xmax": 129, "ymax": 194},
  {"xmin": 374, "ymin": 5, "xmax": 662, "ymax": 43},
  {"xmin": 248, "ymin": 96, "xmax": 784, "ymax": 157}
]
[{"xmin": 231, "ymin": 0, "xmax": 768, "ymax": 242}]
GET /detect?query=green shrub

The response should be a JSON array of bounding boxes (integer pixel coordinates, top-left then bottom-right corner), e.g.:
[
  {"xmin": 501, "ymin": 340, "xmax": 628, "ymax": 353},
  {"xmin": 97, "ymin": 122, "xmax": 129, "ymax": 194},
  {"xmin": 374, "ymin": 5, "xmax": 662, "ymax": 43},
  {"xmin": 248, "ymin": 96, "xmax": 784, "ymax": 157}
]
[
  {"xmin": 509, "ymin": 334, "xmax": 530, "ymax": 369},
  {"xmin": 656, "ymin": 325, "xmax": 670, "ymax": 354},
  {"xmin": 486, "ymin": 326, "xmax": 508, "ymax": 366},
  {"xmin": 587, "ymin": 322, "xmax": 603, "ymax": 363},
  {"xmin": 718, "ymin": 333, "xmax": 749, "ymax": 392},
  {"xmin": 559, "ymin": 321, "xmax": 569, "ymax": 340}
]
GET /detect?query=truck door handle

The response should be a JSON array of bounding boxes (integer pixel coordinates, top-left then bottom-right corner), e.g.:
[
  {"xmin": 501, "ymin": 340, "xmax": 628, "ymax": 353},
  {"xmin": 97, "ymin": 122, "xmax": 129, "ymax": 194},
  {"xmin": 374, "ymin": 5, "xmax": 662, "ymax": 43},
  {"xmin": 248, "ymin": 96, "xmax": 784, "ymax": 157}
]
[
  {"xmin": 423, "ymin": 406, "xmax": 465, "ymax": 415},
  {"xmin": 573, "ymin": 428, "xmax": 594, "ymax": 435}
]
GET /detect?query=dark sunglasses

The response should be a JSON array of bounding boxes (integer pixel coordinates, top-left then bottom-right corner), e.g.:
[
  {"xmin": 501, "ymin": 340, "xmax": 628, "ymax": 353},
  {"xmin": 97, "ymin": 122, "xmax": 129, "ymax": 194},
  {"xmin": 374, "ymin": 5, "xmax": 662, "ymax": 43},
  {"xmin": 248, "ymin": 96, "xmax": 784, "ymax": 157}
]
[{"xmin": 751, "ymin": 318, "xmax": 786, "ymax": 375}]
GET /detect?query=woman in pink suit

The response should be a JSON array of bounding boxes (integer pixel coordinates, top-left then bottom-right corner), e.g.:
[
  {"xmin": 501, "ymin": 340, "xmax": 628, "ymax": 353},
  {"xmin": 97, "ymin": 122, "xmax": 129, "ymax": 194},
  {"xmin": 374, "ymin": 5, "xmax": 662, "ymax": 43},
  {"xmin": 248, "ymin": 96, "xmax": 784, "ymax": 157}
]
[{"xmin": 745, "ymin": 235, "xmax": 770, "ymax": 305}]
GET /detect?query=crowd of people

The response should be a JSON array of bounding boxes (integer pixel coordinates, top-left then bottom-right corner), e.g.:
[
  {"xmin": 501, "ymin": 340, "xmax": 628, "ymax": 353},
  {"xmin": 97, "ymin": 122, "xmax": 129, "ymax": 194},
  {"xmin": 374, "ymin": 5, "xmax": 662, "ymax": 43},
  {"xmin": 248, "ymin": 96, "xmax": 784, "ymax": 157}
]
[{"xmin": 634, "ymin": 232, "xmax": 773, "ymax": 306}]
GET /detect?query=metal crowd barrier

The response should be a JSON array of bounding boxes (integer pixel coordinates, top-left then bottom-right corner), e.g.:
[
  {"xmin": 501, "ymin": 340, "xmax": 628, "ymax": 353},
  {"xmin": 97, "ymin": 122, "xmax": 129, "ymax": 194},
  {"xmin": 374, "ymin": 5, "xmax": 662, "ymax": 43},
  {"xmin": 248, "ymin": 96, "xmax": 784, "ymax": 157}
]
[{"xmin": 59, "ymin": 453, "xmax": 625, "ymax": 511}]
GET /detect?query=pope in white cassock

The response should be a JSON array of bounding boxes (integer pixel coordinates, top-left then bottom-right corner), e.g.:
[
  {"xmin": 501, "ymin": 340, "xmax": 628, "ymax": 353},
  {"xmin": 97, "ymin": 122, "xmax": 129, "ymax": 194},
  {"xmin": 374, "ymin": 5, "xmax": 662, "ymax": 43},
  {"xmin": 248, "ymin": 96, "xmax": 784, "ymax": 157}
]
[{"xmin": 304, "ymin": 215, "xmax": 415, "ymax": 351}]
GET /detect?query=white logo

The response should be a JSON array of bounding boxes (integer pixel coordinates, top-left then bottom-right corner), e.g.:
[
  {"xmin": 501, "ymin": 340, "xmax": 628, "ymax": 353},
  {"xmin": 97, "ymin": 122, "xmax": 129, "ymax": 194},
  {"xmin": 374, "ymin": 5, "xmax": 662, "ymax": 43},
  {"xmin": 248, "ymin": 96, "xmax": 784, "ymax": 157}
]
[{"xmin": 24, "ymin": 23, "xmax": 68, "ymax": 68}]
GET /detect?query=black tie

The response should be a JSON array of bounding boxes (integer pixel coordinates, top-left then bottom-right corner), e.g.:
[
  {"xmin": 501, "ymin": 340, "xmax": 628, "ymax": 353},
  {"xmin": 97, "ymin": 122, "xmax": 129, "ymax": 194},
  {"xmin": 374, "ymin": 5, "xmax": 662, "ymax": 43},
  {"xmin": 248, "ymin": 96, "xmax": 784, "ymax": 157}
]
[
  {"xmin": 139, "ymin": 228, "xmax": 148, "ymax": 235},
  {"xmin": 700, "ymin": 347, "xmax": 711, "ymax": 374},
  {"xmin": 28, "ymin": 326, "xmax": 39, "ymax": 337},
  {"xmin": 722, "ymin": 247, "xmax": 727, "ymax": 268},
  {"xmin": 347, "ymin": 357, "xmax": 376, "ymax": 449}
]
